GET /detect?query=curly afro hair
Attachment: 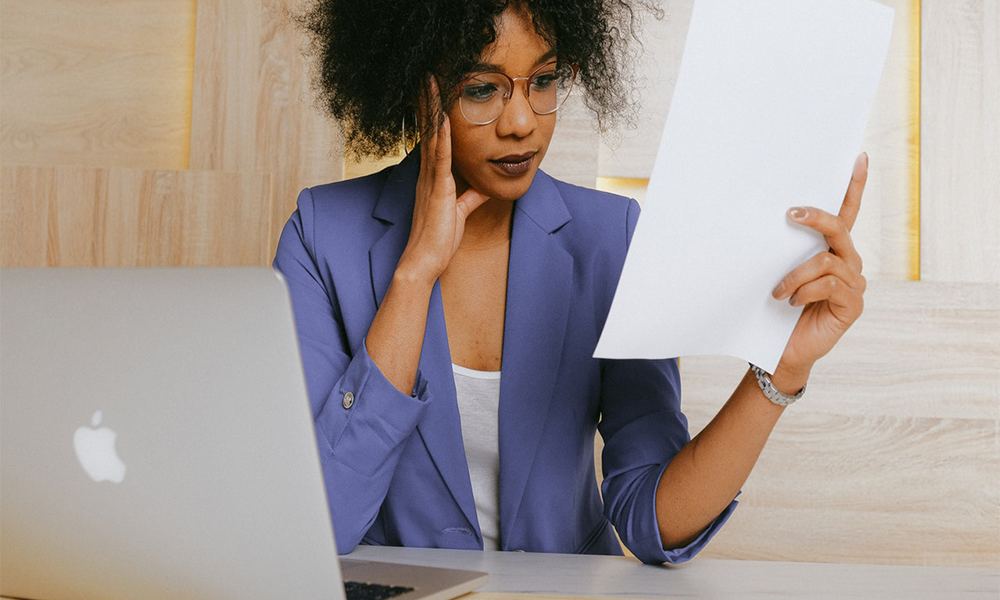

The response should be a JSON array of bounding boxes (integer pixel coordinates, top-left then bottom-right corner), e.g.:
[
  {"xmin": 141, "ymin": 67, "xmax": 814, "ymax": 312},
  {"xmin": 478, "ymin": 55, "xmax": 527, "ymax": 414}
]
[{"xmin": 299, "ymin": 0, "xmax": 661, "ymax": 159}]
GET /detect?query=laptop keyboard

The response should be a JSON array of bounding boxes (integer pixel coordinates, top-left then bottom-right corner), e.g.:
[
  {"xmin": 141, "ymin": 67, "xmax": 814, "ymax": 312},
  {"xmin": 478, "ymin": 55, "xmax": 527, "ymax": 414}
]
[{"xmin": 344, "ymin": 580, "xmax": 415, "ymax": 600}]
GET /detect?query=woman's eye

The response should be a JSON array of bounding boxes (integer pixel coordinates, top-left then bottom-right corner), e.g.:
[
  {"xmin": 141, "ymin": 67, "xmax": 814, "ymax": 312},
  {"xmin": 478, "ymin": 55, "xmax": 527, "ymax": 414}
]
[
  {"xmin": 462, "ymin": 83, "xmax": 499, "ymax": 102},
  {"xmin": 531, "ymin": 73, "xmax": 558, "ymax": 91}
]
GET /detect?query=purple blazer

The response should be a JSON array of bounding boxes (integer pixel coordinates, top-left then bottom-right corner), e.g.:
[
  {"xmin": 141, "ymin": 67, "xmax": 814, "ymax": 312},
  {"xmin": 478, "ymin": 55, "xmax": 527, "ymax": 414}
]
[{"xmin": 273, "ymin": 152, "xmax": 736, "ymax": 565}]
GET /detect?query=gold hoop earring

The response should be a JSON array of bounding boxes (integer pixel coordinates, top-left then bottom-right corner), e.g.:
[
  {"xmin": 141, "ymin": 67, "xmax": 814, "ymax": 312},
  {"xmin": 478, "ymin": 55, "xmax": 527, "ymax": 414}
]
[{"xmin": 401, "ymin": 112, "xmax": 415, "ymax": 156}]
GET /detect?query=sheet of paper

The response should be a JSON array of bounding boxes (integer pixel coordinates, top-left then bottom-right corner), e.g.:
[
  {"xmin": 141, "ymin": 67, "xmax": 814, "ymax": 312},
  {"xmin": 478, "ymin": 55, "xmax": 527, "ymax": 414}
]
[{"xmin": 594, "ymin": 0, "xmax": 894, "ymax": 372}]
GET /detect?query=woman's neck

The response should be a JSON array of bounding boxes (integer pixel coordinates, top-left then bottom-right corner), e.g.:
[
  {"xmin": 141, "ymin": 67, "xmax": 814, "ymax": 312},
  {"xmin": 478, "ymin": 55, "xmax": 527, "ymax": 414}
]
[
  {"xmin": 454, "ymin": 178, "xmax": 514, "ymax": 250},
  {"xmin": 462, "ymin": 197, "xmax": 514, "ymax": 251}
]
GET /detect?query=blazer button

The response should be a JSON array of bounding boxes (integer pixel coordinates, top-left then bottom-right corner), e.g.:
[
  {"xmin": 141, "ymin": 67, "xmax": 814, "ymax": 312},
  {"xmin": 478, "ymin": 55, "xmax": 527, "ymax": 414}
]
[{"xmin": 342, "ymin": 391, "xmax": 355, "ymax": 409}]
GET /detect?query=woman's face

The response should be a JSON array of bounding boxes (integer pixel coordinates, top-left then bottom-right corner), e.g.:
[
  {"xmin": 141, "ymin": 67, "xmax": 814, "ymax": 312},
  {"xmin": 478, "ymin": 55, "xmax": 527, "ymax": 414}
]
[{"xmin": 445, "ymin": 7, "xmax": 558, "ymax": 202}]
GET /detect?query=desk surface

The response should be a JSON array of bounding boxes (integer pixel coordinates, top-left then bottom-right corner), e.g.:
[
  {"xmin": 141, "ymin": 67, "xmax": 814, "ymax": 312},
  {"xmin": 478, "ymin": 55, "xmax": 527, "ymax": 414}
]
[
  {"xmin": 350, "ymin": 546, "xmax": 999, "ymax": 599},
  {"xmin": 0, "ymin": 546, "xmax": 995, "ymax": 600}
]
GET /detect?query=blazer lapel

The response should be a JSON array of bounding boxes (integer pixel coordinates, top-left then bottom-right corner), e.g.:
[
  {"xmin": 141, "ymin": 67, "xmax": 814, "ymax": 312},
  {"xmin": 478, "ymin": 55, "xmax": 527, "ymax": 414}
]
[
  {"xmin": 414, "ymin": 283, "xmax": 480, "ymax": 537},
  {"xmin": 498, "ymin": 172, "xmax": 573, "ymax": 544},
  {"xmin": 367, "ymin": 152, "xmax": 480, "ymax": 538},
  {"xmin": 370, "ymin": 155, "xmax": 417, "ymax": 308}
]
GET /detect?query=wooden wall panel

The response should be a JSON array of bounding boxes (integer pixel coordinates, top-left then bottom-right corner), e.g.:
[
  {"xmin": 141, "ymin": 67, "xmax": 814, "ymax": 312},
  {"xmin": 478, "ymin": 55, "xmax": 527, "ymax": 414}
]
[
  {"xmin": 1, "ymin": 165, "xmax": 57, "ymax": 264},
  {"xmin": 542, "ymin": 96, "xmax": 601, "ymax": 189},
  {"xmin": 1, "ymin": 166, "xmax": 272, "ymax": 267},
  {"xmin": 189, "ymin": 0, "xmax": 261, "ymax": 172},
  {"xmin": 188, "ymin": 0, "xmax": 342, "ymax": 257},
  {"xmin": 857, "ymin": 0, "xmax": 921, "ymax": 281},
  {"xmin": 0, "ymin": 0, "xmax": 196, "ymax": 170},
  {"xmin": 676, "ymin": 281, "xmax": 1000, "ymax": 567},
  {"xmin": 257, "ymin": 0, "xmax": 343, "ymax": 249},
  {"xmin": 920, "ymin": 0, "xmax": 1000, "ymax": 284},
  {"xmin": 1, "ymin": 0, "xmax": 339, "ymax": 267},
  {"xmin": 134, "ymin": 169, "xmax": 273, "ymax": 266},
  {"xmin": 595, "ymin": 0, "xmax": 920, "ymax": 281}
]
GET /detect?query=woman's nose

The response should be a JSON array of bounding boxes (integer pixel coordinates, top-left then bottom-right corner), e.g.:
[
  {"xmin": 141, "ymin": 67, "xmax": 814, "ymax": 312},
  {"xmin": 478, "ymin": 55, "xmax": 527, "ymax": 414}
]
[{"xmin": 494, "ymin": 86, "xmax": 538, "ymax": 138}]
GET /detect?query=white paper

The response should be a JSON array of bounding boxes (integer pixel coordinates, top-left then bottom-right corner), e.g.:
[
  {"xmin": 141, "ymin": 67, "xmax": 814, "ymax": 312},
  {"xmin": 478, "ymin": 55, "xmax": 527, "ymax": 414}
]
[{"xmin": 593, "ymin": 0, "xmax": 894, "ymax": 372}]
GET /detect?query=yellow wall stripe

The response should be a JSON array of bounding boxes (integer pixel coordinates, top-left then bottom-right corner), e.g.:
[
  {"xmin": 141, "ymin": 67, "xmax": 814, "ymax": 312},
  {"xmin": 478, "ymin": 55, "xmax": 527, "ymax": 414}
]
[{"xmin": 909, "ymin": 0, "xmax": 922, "ymax": 281}]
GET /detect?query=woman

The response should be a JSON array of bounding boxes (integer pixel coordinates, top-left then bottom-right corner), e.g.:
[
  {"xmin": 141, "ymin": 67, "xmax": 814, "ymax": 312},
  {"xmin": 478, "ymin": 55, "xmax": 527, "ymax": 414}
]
[{"xmin": 273, "ymin": 0, "xmax": 867, "ymax": 565}]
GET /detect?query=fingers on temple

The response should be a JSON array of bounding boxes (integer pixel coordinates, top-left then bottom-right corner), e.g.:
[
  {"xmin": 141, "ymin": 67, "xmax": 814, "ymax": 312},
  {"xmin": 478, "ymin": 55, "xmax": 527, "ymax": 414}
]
[
  {"xmin": 417, "ymin": 76, "xmax": 451, "ymax": 174},
  {"xmin": 417, "ymin": 80, "xmax": 434, "ymax": 169},
  {"xmin": 436, "ymin": 114, "xmax": 451, "ymax": 168}
]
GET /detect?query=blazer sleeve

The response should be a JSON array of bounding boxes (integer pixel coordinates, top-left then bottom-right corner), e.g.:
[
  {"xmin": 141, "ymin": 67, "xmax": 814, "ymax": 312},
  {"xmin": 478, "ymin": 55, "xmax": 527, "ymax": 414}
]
[
  {"xmin": 598, "ymin": 199, "xmax": 738, "ymax": 565},
  {"xmin": 273, "ymin": 188, "xmax": 433, "ymax": 554}
]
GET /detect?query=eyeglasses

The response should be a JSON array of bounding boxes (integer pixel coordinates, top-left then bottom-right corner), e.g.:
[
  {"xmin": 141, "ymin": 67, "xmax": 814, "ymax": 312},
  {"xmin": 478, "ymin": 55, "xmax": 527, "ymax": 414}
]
[{"xmin": 457, "ymin": 61, "xmax": 579, "ymax": 126}]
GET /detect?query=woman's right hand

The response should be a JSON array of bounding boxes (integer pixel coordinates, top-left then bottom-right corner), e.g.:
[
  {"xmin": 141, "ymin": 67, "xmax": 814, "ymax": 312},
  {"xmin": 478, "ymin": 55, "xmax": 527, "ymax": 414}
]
[{"xmin": 397, "ymin": 76, "xmax": 490, "ymax": 284}]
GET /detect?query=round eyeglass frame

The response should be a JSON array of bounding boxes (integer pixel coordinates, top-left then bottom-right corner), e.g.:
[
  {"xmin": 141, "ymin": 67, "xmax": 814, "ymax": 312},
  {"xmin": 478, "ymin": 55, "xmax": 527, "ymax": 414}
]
[{"xmin": 457, "ymin": 61, "xmax": 579, "ymax": 126}]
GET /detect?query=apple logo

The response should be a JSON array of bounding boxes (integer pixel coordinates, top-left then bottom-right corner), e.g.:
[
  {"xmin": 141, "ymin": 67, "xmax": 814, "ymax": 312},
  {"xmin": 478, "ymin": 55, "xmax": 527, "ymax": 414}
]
[{"xmin": 73, "ymin": 410, "xmax": 127, "ymax": 483}]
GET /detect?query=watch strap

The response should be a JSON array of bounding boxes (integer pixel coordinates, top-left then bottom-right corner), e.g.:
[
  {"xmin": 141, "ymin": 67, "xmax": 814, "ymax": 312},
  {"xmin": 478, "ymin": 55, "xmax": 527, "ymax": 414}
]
[{"xmin": 749, "ymin": 364, "xmax": 806, "ymax": 406}]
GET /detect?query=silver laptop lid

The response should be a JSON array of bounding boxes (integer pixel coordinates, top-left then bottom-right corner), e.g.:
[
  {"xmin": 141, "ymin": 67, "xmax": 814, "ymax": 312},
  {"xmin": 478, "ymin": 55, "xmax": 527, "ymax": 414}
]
[{"xmin": 1, "ymin": 268, "xmax": 344, "ymax": 600}]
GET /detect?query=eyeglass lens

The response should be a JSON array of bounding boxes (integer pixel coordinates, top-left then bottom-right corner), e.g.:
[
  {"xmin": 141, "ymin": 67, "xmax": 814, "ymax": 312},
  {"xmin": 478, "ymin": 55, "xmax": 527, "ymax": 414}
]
[{"xmin": 459, "ymin": 62, "xmax": 576, "ymax": 125}]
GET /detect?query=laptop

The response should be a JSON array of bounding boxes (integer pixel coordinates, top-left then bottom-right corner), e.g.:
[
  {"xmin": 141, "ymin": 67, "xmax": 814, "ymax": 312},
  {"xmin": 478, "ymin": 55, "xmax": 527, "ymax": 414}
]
[{"xmin": 0, "ymin": 267, "xmax": 487, "ymax": 600}]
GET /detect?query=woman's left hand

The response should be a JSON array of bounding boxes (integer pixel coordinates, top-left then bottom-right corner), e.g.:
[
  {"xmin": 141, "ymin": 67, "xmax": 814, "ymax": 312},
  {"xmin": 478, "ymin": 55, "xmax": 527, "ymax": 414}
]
[{"xmin": 770, "ymin": 152, "xmax": 869, "ymax": 387}]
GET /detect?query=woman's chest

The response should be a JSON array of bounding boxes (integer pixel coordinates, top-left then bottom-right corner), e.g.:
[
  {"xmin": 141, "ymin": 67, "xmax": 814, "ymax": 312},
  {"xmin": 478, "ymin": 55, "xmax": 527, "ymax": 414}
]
[{"xmin": 439, "ymin": 245, "xmax": 510, "ymax": 371}]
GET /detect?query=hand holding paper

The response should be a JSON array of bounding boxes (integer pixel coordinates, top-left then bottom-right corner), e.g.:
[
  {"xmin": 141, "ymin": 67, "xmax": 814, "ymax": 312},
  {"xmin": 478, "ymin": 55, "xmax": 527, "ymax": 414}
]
[
  {"xmin": 767, "ymin": 153, "xmax": 869, "ymax": 383},
  {"xmin": 594, "ymin": 0, "xmax": 894, "ymax": 375}
]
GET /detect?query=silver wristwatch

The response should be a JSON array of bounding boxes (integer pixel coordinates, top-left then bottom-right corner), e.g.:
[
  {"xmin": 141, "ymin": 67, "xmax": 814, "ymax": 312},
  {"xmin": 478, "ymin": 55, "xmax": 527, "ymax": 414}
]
[{"xmin": 749, "ymin": 364, "xmax": 806, "ymax": 406}]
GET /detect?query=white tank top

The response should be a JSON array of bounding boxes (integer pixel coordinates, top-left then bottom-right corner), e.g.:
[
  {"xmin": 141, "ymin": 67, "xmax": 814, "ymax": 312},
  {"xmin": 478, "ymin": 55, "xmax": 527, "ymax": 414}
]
[{"xmin": 451, "ymin": 364, "xmax": 501, "ymax": 550}]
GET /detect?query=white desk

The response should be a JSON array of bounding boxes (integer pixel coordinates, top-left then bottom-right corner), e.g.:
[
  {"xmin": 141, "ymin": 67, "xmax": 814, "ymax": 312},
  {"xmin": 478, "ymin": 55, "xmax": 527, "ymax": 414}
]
[{"xmin": 350, "ymin": 546, "xmax": 999, "ymax": 599}]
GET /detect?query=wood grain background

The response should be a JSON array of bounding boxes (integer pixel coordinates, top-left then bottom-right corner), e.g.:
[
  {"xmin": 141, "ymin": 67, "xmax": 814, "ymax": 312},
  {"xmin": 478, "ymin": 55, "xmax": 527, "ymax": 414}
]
[
  {"xmin": 920, "ymin": 0, "xmax": 1000, "ymax": 284},
  {"xmin": 675, "ymin": 281, "xmax": 999, "ymax": 567},
  {"xmin": 0, "ymin": 1, "xmax": 196, "ymax": 171},
  {"xmin": 1, "ymin": 0, "xmax": 996, "ymax": 569}
]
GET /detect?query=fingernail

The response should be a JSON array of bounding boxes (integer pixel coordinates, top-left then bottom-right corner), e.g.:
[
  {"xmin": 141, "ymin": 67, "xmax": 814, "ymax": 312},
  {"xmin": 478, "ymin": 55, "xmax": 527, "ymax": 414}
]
[
  {"xmin": 789, "ymin": 294, "xmax": 798, "ymax": 306},
  {"xmin": 788, "ymin": 207, "xmax": 808, "ymax": 221},
  {"xmin": 772, "ymin": 281, "xmax": 785, "ymax": 298},
  {"xmin": 853, "ymin": 153, "xmax": 868, "ymax": 179}
]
